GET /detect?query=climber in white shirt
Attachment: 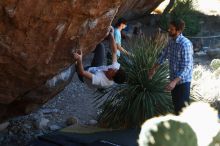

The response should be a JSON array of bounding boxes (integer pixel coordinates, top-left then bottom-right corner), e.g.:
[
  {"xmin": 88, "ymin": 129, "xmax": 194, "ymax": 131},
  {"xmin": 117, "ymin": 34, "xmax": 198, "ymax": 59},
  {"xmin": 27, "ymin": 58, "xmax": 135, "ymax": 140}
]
[{"xmin": 73, "ymin": 27, "xmax": 126, "ymax": 88}]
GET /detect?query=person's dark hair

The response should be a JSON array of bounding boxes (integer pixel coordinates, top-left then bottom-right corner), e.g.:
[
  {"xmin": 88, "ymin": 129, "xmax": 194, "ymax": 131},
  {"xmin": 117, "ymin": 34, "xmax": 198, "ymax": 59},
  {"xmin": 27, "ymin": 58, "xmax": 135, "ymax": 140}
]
[
  {"xmin": 170, "ymin": 19, "xmax": 185, "ymax": 31},
  {"xmin": 115, "ymin": 18, "xmax": 127, "ymax": 27},
  {"xmin": 113, "ymin": 67, "xmax": 127, "ymax": 84}
]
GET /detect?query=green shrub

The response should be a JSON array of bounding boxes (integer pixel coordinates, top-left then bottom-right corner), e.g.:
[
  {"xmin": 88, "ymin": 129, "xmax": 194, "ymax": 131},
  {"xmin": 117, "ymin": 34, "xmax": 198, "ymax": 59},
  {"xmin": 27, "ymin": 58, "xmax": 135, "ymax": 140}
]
[
  {"xmin": 159, "ymin": 0, "xmax": 201, "ymax": 36},
  {"xmin": 95, "ymin": 36, "xmax": 173, "ymax": 128}
]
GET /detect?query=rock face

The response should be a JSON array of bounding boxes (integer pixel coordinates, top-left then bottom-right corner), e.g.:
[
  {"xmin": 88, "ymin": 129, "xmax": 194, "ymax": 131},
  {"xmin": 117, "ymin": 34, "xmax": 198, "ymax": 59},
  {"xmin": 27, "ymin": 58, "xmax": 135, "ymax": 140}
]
[{"xmin": 0, "ymin": 0, "xmax": 163, "ymax": 122}]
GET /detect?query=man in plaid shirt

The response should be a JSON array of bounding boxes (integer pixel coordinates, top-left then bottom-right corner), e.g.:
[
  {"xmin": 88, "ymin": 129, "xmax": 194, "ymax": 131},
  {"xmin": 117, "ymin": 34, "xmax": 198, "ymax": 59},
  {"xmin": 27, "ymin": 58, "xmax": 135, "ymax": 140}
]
[{"xmin": 148, "ymin": 19, "xmax": 193, "ymax": 115}]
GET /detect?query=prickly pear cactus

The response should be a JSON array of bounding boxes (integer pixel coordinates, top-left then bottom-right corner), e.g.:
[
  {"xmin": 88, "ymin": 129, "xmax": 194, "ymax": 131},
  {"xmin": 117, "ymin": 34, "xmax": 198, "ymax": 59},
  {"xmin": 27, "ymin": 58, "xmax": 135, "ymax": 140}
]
[
  {"xmin": 208, "ymin": 131, "xmax": 220, "ymax": 146},
  {"xmin": 138, "ymin": 117, "xmax": 198, "ymax": 146},
  {"xmin": 210, "ymin": 59, "xmax": 220, "ymax": 71}
]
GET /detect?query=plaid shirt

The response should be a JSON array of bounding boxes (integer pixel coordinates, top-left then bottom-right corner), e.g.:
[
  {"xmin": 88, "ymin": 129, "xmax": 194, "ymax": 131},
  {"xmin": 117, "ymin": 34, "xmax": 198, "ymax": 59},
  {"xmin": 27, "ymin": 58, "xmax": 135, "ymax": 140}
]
[{"xmin": 157, "ymin": 33, "xmax": 193, "ymax": 84}]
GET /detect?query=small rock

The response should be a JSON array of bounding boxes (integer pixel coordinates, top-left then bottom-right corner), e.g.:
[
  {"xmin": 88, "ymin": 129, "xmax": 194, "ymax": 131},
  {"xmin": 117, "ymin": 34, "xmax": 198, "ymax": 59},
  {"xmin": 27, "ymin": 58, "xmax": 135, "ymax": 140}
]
[
  {"xmin": 88, "ymin": 120, "xmax": 98, "ymax": 125},
  {"xmin": 23, "ymin": 124, "xmax": 32, "ymax": 129},
  {"xmin": 97, "ymin": 109, "xmax": 103, "ymax": 115},
  {"xmin": 33, "ymin": 113, "xmax": 44, "ymax": 120},
  {"xmin": 34, "ymin": 132, "xmax": 44, "ymax": 138},
  {"xmin": 8, "ymin": 131, "xmax": 14, "ymax": 136},
  {"xmin": 66, "ymin": 117, "xmax": 78, "ymax": 126},
  {"xmin": 0, "ymin": 122, "xmax": 10, "ymax": 131},
  {"xmin": 35, "ymin": 118, "xmax": 49, "ymax": 129},
  {"xmin": 49, "ymin": 125, "xmax": 60, "ymax": 131}
]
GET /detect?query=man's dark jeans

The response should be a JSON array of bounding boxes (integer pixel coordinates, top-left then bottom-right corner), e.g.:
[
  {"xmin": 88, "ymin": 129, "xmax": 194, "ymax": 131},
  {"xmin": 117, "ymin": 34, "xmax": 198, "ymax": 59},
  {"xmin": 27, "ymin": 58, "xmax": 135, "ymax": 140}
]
[
  {"xmin": 171, "ymin": 82, "xmax": 191, "ymax": 115},
  {"xmin": 91, "ymin": 43, "xmax": 105, "ymax": 67}
]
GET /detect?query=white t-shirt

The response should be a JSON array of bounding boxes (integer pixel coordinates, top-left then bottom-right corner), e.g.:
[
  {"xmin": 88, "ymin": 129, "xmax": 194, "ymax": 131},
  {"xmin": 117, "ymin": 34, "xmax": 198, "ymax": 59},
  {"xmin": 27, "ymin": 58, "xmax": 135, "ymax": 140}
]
[{"xmin": 85, "ymin": 62, "xmax": 120, "ymax": 88}]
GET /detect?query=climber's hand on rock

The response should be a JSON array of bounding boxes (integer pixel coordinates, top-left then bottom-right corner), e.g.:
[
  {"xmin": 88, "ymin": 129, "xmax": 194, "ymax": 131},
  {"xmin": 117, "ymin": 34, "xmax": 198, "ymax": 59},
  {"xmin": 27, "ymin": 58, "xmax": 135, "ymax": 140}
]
[{"xmin": 73, "ymin": 50, "xmax": 82, "ymax": 62}]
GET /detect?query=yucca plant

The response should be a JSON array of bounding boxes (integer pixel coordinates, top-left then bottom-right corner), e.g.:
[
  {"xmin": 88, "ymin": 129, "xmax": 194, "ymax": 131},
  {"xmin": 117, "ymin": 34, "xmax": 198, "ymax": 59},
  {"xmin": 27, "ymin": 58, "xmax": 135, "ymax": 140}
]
[{"xmin": 95, "ymin": 35, "xmax": 174, "ymax": 128}]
